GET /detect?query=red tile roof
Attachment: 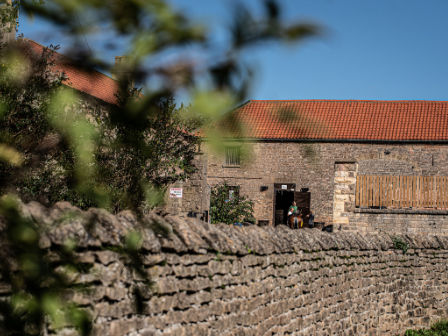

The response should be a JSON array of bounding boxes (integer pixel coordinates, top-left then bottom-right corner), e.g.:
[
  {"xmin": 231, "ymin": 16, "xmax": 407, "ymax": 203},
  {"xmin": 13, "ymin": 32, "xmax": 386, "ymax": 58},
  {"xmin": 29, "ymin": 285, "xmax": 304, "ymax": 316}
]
[
  {"xmin": 26, "ymin": 39, "xmax": 120, "ymax": 105},
  {"xmin": 200, "ymin": 99, "xmax": 448, "ymax": 141}
]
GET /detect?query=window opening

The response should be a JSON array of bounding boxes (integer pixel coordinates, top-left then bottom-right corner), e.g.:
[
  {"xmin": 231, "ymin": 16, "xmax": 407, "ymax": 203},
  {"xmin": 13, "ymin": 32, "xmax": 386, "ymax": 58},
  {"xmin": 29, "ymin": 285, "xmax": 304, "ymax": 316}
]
[{"xmin": 225, "ymin": 147, "xmax": 240, "ymax": 166}]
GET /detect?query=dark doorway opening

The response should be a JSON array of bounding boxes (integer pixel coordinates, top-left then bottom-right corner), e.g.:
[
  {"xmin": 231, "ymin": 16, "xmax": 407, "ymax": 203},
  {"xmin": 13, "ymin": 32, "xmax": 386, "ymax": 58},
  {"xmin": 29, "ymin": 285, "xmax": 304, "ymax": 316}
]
[
  {"xmin": 275, "ymin": 189, "xmax": 294, "ymax": 225},
  {"xmin": 273, "ymin": 183, "xmax": 295, "ymax": 226},
  {"xmin": 273, "ymin": 183, "xmax": 312, "ymax": 227}
]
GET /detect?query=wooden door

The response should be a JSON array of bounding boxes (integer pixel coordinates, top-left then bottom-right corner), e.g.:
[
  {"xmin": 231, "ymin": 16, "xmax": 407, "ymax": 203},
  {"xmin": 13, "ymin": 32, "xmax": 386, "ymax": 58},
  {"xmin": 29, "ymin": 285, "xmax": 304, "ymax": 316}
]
[{"xmin": 294, "ymin": 192, "xmax": 311, "ymax": 225}]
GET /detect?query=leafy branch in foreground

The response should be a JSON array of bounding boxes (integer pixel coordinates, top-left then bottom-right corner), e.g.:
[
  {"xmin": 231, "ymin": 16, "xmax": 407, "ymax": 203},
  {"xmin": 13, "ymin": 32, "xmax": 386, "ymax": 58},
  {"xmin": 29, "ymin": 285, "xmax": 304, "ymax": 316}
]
[
  {"xmin": 0, "ymin": 196, "xmax": 167, "ymax": 335},
  {"xmin": 0, "ymin": 41, "xmax": 205, "ymax": 213},
  {"xmin": 0, "ymin": 196, "xmax": 91, "ymax": 335},
  {"xmin": 0, "ymin": 0, "xmax": 321, "ymax": 334},
  {"xmin": 0, "ymin": 0, "xmax": 321, "ymax": 213}
]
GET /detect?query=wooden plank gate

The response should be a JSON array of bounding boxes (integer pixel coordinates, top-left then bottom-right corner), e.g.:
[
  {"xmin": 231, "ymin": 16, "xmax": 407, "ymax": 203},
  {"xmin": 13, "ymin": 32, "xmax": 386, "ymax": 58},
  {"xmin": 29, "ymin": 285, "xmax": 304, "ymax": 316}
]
[{"xmin": 355, "ymin": 175, "xmax": 448, "ymax": 208}]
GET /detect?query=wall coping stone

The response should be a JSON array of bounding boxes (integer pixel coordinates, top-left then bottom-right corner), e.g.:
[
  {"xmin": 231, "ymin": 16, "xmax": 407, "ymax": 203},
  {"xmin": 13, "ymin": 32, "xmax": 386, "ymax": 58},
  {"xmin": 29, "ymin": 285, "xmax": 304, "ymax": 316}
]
[
  {"xmin": 354, "ymin": 208, "xmax": 448, "ymax": 215},
  {"xmin": 8, "ymin": 200, "xmax": 448, "ymax": 255}
]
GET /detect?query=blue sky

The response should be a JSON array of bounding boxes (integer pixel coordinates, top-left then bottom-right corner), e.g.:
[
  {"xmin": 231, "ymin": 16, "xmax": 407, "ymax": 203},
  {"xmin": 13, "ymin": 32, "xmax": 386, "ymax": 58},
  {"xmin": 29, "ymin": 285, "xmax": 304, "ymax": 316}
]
[{"xmin": 17, "ymin": 0, "xmax": 448, "ymax": 102}]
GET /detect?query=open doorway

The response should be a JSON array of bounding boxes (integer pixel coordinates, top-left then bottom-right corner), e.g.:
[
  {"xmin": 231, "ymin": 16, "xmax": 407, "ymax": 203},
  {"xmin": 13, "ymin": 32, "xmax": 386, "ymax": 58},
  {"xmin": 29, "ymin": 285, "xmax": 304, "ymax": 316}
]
[{"xmin": 273, "ymin": 183, "xmax": 296, "ymax": 226}]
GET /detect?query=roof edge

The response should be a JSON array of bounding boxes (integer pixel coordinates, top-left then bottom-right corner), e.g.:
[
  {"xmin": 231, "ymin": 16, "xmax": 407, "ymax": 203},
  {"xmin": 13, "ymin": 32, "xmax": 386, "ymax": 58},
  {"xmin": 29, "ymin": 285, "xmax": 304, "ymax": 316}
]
[
  {"xmin": 219, "ymin": 99, "xmax": 253, "ymax": 117},
  {"xmin": 195, "ymin": 100, "xmax": 253, "ymax": 135},
  {"xmin": 248, "ymin": 99, "xmax": 448, "ymax": 103},
  {"xmin": 24, "ymin": 38, "xmax": 120, "ymax": 84},
  {"xmin": 199, "ymin": 138, "xmax": 448, "ymax": 144}
]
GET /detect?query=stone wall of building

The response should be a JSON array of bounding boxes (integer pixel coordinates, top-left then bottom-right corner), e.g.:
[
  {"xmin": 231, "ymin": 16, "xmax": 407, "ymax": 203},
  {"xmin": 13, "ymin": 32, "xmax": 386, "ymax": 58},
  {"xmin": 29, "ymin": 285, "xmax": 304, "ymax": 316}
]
[
  {"xmin": 333, "ymin": 162, "xmax": 357, "ymax": 230},
  {"xmin": 358, "ymin": 159, "xmax": 416, "ymax": 175},
  {"xmin": 11, "ymin": 201, "xmax": 448, "ymax": 336},
  {"xmin": 333, "ymin": 161, "xmax": 448, "ymax": 235},
  {"xmin": 350, "ymin": 209, "xmax": 448, "ymax": 235},
  {"xmin": 181, "ymin": 152, "xmax": 209, "ymax": 215},
  {"xmin": 204, "ymin": 141, "xmax": 448, "ymax": 226},
  {"xmin": 165, "ymin": 152, "xmax": 209, "ymax": 217}
]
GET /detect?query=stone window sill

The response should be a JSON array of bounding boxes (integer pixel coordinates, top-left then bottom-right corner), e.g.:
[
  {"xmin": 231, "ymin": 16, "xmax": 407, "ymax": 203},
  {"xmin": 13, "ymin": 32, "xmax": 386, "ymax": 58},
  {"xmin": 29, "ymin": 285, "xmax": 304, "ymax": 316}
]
[
  {"xmin": 223, "ymin": 165, "xmax": 241, "ymax": 168},
  {"xmin": 354, "ymin": 208, "xmax": 448, "ymax": 215}
]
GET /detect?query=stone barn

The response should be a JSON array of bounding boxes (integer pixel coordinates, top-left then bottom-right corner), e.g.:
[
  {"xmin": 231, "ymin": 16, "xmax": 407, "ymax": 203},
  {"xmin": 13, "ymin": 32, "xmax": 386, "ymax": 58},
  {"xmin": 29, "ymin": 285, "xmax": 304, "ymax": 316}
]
[{"xmin": 183, "ymin": 99, "xmax": 448, "ymax": 236}]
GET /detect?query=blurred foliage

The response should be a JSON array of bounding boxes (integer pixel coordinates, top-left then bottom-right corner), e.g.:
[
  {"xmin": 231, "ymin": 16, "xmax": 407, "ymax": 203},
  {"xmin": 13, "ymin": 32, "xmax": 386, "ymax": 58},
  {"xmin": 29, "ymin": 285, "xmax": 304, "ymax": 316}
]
[
  {"xmin": 0, "ymin": 59, "xmax": 204, "ymax": 212},
  {"xmin": 0, "ymin": 196, "xmax": 160, "ymax": 335},
  {"xmin": 0, "ymin": 196, "xmax": 93, "ymax": 335},
  {"xmin": 210, "ymin": 182, "xmax": 255, "ymax": 224},
  {"xmin": 0, "ymin": 0, "xmax": 321, "ymax": 212},
  {"xmin": 0, "ymin": 0, "xmax": 19, "ymax": 34},
  {"xmin": 99, "ymin": 95, "xmax": 207, "ymax": 213},
  {"xmin": 0, "ymin": 0, "xmax": 320, "ymax": 334}
]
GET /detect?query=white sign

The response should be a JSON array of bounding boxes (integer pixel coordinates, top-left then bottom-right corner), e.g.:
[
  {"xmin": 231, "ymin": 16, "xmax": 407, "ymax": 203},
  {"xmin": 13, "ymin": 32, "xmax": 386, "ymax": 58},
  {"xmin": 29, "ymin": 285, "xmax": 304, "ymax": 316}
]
[
  {"xmin": 281, "ymin": 185, "xmax": 287, "ymax": 190},
  {"xmin": 169, "ymin": 188, "xmax": 183, "ymax": 198}
]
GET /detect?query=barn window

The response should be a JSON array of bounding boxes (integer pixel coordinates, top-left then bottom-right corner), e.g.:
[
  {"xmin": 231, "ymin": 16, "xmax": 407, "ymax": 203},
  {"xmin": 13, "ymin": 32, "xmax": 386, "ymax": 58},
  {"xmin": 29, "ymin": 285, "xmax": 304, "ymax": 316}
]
[{"xmin": 225, "ymin": 147, "xmax": 240, "ymax": 166}]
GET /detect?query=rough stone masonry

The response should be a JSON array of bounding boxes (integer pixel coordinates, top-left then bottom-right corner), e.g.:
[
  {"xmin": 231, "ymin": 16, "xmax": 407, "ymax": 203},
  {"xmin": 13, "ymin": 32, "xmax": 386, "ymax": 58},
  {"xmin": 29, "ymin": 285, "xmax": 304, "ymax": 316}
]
[
  {"xmin": 5, "ymin": 201, "xmax": 448, "ymax": 336},
  {"xmin": 203, "ymin": 141, "xmax": 448, "ymax": 230}
]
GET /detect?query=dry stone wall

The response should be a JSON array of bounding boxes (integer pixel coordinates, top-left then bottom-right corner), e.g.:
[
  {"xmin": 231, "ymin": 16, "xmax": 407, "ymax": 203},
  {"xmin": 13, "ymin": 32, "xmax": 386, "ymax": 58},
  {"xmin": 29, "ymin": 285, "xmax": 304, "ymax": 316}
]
[{"xmin": 9, "ymin": 201, "xmax": 448, "ymax": 336}]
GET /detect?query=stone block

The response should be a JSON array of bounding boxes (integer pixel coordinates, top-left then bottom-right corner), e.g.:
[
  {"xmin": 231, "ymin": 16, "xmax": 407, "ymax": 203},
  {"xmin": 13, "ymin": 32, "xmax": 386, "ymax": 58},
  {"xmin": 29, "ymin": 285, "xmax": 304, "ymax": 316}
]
[
  {"xmin": 334, "ymin": 217, "xmax": 349, "ymax": 224},
  {"xmin": 334, "ymin": 177, "xmax": 357, "ymax": 184},
  {"xmin": 344, "ymin": 202, "xmax": 355, "ymax": 212},
  {"xmin": 334, "ymin": 202, "xmax": 345, "ymax": 212}
]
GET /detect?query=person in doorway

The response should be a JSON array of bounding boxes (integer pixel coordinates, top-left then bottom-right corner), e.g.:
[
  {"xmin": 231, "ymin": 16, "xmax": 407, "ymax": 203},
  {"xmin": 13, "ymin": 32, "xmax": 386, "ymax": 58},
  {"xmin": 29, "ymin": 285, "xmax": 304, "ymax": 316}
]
[
  {"xmin": 287, "ymin": 201, "xmax": 297, "ymax": 224},
  {"xmin": 306, "ymin": 211, "xmax": 315, "ymax": 228},
  {"xmin": 289, "ymin": 201, "xmax": 298, "ymax": 215},
  {"xmin": 287, "ymin": 201, "xmax": 301, "ymax": 229}
]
